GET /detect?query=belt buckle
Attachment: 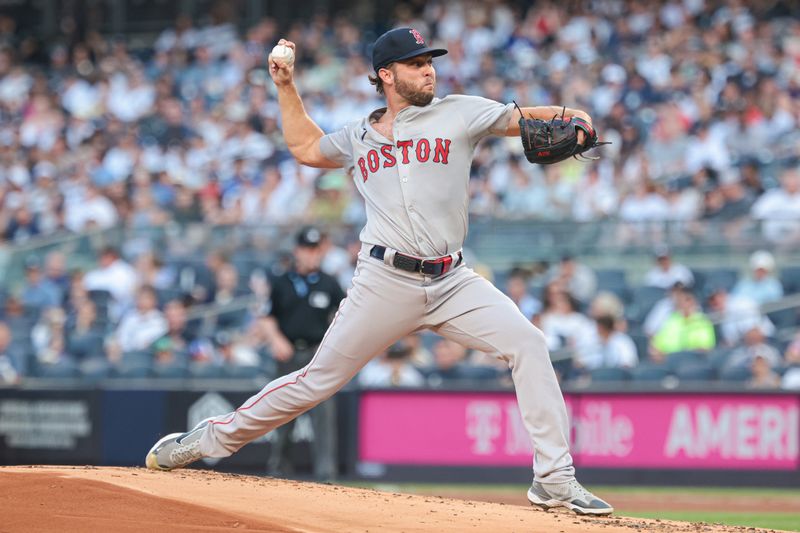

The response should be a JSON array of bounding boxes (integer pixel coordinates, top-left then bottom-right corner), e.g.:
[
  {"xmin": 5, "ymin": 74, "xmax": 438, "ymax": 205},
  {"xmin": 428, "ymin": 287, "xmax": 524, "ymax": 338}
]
[
  {"xmin": 420, "ymin": 258, "xmax": 431, "ymax": 275},
  {"xmin": 421, "ymin": 255, "xmax": 452, "ymax": 277}
]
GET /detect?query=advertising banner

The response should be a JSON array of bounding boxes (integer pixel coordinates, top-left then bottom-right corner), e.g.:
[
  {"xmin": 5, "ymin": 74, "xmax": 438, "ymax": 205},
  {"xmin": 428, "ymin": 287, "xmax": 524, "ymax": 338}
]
[
  {"xmin": 0, "ymin": 389, "xmax": 101, "ymax": 464},
  {"xmin": 0, "ymin": 387, "xmax": 331, "ymax": 470},
  {"xmin": 359, "ymin": 392, "xmax": 800, "ymax": 470}
]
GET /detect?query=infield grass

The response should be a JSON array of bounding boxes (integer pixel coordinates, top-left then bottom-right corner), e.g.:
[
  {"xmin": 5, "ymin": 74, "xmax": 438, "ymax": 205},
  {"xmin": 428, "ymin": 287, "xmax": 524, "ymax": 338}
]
[
  {"xmin": 348, "ymin": 482, "xmax": 800, "ymax": 531},
  {"xmin": 620, "ymin": 511, "xmax": 800, "ymax": 531}
]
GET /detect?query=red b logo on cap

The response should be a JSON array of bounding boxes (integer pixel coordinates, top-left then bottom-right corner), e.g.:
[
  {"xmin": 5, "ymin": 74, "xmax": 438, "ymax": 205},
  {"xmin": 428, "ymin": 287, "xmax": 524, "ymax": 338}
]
[{"xmin": 409, "ymin": 29, "xmax": 425, "ymax": 45}]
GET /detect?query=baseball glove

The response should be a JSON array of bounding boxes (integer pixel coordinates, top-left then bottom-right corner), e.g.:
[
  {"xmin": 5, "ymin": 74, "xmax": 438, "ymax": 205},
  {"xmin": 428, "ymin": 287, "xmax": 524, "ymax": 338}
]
[{"xmin": 517, "ymin": 104, "xmax": 608, "ymax": 165}]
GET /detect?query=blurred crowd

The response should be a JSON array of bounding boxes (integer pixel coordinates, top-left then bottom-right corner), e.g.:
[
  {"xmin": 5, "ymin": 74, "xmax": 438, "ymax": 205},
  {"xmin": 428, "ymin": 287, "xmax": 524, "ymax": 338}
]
[
  {"xmin": 0, "ymin": 0, "xmax": 799, "ymax": 247},
  {"xmin": 1, "ymin": 225, "xmax": 799, "ymax": 391},
  {"xmin": 1, "ymin": 0, "xmax": 800, "ymax": 388}
]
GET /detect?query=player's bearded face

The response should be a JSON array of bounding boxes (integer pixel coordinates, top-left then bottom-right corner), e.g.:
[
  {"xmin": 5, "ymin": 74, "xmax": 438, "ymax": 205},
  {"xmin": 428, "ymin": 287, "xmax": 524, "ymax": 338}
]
[{"xmin": 393, "ymin": 65, "xmax": 435, "ymax": 106}]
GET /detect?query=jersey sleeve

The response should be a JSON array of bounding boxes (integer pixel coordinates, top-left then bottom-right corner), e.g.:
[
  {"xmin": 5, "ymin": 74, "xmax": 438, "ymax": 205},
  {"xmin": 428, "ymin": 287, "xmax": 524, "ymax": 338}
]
[
  {"xmin": 319, "ymin": 123, "xmax": 355, "ymax": 167},
  {"xmin": 450, "ymin": 95, "xmax": 515, "ymax": 144}
]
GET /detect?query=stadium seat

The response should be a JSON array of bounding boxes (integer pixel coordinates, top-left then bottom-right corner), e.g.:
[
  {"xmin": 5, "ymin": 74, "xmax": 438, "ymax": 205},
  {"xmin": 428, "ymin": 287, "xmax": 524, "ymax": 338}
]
[
  {"xmin": 153, "ymin": 361, "xmax": 188, "ymax": 379},
  {"xmin": 80, "ymin": 357, "xmax": 113, "ymax": 380},
  {"xmin": 674, "ymin": 361, "xmax": 715, "ymax": 382},
  {"xmin": 630, "ymin": 364, "xmax": 671, "ymax": 382},
  {"xmin": 595, "ymin": 269, "xmax": 629, "ymax": 302},
  {"xmin": 766, "ymin": 308, "xmax": 797, "ymax": 330},
  {"xmin": 718, "ymin": 365, "xmax": 752, "ymax": 382},
  {"xmin": 224, "ymin": 365, "xmax": 264, "ymax": 379},
  {"xmin": 189, "ymin": 363, "xmax": 224, "ymax": 379},
  {"xmin": 215, "ymin": 308, "xmax": 249, "ymax": 330},
  {"xmin": 37, "ymin": 359, "xmax": 80, "ymax": 379},
  {"xmin": 628, "ymin": 286, "xmax": 666, "ymax": 323},
  {"xmin": 779, "ymin": 266, "xmax": 800, "ymax": 295},
  {"xmin": 453, "ymin": 365, "xmax": 500, "ymax": 380},
  {"xmin": 7, "ymin": 341, "xmax": 32, "ymax": 376},
  {"xmin": 113, "ymin": 350, "xmax": 154, "ymax": 378},
  {"xmin": 67, "ymin": 332, "xmax": 105, "ymax": 360},
  {"xmin": 708, "ymin": 347, "xmax": 733, "ymax": 370},
  {"xmin": 589, "ymin": 367, "xmax": 631, "ymax": 382},
  {"xmin": 665, "ymin": 350, "xmax": 705, "ymax": 372},
  {"xmin": 115, "ymin": 364, "xmax": 151, "ymax": 378},
  {"xmin": 693, "ymin": 268, "xmax": 739, "ymax": 294},
  {"xmin": 629, "ymin": 334, "xmax": 649, "ymax": 361},
  {"xmin": 595, "ymin": 269, "xmax": 626, "ymax": 286}
]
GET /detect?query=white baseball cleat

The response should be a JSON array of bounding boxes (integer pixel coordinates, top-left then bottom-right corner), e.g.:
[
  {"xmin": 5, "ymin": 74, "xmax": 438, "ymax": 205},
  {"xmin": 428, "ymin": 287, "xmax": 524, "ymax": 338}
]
[
  {"xmin": 145, "ymin": 421, "xmax": 209, "ymax": 471},
  {"xmin": 527, "ymin": 479, "xmax": 613, "ymax": 515}
]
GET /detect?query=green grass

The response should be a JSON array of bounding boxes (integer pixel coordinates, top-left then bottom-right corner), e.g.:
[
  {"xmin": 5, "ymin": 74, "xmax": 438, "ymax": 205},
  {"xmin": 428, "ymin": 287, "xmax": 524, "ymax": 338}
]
[
  {"xmin": 351, "ymin": 482, "xmax": 800, "ymax": 499},
  {"xmin": 592, "ymin": 485, "xmax": 800, "ymax": 498},
  {"xmin": 621, "ymin": 511, "xmax": 800, "ymax": 531},
  {"xmin": 347, "ymin": 482, "xmax": 800, "ymax": 531}
]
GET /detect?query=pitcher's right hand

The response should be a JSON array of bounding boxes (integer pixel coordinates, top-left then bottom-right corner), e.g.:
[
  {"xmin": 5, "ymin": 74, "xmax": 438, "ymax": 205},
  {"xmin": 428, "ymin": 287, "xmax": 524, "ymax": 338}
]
[{"xmin": 268, "ymin": 39, "xmax": 296, "ymax": 87}]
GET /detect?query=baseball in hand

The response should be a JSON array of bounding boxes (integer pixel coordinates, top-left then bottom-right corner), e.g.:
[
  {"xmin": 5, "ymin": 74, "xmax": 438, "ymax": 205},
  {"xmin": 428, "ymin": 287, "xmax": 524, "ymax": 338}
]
[{"xmin": 270, "ymin": 44, "xmax": 294, "ymax": 66}]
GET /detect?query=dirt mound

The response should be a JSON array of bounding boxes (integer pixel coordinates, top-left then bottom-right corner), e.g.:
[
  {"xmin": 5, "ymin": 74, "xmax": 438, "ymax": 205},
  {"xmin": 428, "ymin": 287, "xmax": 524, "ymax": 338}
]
[{"xmin": 0, "ymin": 466, "xmax": 788, "ymax": 533}]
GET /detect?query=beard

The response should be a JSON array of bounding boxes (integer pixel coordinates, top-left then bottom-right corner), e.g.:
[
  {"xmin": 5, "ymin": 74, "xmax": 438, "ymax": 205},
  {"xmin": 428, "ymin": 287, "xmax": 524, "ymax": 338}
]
[{"xmin": 394, "ymin": 75, "xmax": 434, "ymax": 106}]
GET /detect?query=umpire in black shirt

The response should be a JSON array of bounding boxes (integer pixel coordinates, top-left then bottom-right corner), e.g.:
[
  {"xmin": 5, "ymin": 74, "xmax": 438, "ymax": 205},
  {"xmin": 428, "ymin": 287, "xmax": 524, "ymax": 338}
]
[{"xmin": 263, "ymin": 226, "xmax": 346, "ymax": 480}]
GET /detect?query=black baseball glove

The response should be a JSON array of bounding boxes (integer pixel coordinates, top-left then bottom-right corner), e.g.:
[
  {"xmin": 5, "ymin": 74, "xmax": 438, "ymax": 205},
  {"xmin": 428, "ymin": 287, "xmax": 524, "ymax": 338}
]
[{"xmin": 517, "ymin": 106, "xmax": 608, "ymax": 165}]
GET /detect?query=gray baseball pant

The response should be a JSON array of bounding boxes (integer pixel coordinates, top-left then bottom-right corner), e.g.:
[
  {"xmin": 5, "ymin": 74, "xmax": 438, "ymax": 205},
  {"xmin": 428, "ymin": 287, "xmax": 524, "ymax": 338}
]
[{"xmin": 199, "ymin": 245, "xmax": 575, "ymax": 483}]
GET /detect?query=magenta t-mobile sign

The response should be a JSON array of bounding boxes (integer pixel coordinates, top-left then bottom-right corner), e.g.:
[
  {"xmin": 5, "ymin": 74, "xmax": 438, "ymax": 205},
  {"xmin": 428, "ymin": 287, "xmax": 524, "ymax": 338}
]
[{"xmin": 359, "ymin": 392, "xmax": 799, "ymax": 470}]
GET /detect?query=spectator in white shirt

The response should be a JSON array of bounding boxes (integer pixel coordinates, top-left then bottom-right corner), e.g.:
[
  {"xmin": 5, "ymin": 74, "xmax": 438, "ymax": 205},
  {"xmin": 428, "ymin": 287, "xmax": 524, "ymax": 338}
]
[
  {"xmin": 106, "ymin": 69, "xmax": 155, "ymax": 123},
  {"xmin": 644, "ymin": 245, "xmax": 694, "ymax": 289},
  {"xmin": 725, "ymin": 326, "xmax": 782, "ymax": 371},
  {"xmin": 539, "ymin": 281, "xmax": 596, "ymax": 354},
  {"xmin": 571, "ymin": 167, "xmax": 618, "ymax": 221},
  {"xmin": 706, "ymin": 284, "xmax": 774, "ymax": 346},
  {"xmin": 550, "ymin": 255, "xmax": 598, "ymax": 305},
  {"xmin": 617, "ymin": 180, "xmax": 672, "ymax": 245},
  {"xmin": 114, "ymin": 285, "xmax": 167, "ymax": 353},
  {"xmin": 576, "ymin": 315, "xmax": 639, "ymax": 371},
  {"xmin": 83, "ymin": 247, "xmax": 140, "ymax": 319},
  {"xmin": 64, "ymin": 183, "xmax": 119, "ymax": 232},
  {"xmin": 358, "ymin": 340, "xmax": 425, "ymax": 388},
  {"xmin": 750, "ymin": 167, "xmax": 800, "ymax": 243},
  {"xmin": 684, "ymin": 121, "xmax": 731, "ymax": 175}
]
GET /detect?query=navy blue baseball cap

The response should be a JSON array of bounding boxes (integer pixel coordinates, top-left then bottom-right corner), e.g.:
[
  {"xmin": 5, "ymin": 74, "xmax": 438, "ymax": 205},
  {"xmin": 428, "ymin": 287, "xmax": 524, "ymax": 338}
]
[
  {"xmin": 372, "ymin": 27, "xmax": 448, "ymax": 72},
  {"xmin": 296, "ymin": 226, "xmax": 323, "ymax": 247}
]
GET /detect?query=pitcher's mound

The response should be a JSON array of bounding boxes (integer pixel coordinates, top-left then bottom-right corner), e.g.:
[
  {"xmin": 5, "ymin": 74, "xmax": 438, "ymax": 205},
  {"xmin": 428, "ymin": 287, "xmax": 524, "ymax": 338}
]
[{"xmin": 0, "ymin": 466, "xmax": 781, "ymax": 532}]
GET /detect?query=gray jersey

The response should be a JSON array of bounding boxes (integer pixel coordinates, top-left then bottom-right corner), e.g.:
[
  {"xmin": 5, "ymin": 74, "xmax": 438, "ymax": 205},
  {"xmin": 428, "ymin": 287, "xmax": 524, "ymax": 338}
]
[{"xmin": 319, "ymin": 95, "xmax": 513, "ymax": 257}]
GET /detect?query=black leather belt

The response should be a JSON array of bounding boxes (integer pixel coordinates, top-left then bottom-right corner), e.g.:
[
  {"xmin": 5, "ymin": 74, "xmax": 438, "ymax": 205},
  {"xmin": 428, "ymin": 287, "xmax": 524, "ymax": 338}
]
[{"xmin": 370, "ymin": 245, "xmax": 462, "ymax": 277}]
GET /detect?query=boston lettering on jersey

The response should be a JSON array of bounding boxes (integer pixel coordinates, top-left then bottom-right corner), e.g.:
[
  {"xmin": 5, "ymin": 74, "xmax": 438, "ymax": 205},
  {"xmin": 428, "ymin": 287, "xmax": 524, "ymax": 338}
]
[{"xmin": 357, "ymin": 137, "xmax": 452, "ymax": 182}]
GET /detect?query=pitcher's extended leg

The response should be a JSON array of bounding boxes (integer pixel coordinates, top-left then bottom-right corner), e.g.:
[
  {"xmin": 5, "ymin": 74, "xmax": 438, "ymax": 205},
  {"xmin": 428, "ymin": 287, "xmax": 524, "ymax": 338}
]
[
  {"xmin": 199, "ymin": 257, "xmax": 424, "ymax": 458},
  {"xmin": 425, "ymin": 267, "xmax": 573, "ymax": 483}
]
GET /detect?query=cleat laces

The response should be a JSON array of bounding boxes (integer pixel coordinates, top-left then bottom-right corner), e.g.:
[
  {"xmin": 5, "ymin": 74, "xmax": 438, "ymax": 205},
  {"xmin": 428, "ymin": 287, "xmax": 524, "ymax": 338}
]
[
  {"xmin": 566, "ymin": 479, "xmax": 594, "ymax": 502},
  {"xmin": 169, "ymin": 439, "xmax": 202, "ymax": 467}
]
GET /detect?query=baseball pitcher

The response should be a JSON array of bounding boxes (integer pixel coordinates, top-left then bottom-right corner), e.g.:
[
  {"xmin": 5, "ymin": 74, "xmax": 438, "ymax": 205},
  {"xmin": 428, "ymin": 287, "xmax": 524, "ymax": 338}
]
[{"xmin": 146, "ymin": 27, "xmax": 612, "ymax": 516}]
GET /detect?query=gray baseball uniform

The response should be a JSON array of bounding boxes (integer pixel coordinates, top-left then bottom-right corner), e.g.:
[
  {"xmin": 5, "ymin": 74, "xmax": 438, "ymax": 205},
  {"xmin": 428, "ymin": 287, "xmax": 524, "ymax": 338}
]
[{"xmin": 199, "ymin": 95, "xmax": 576, "ymax": 484}]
